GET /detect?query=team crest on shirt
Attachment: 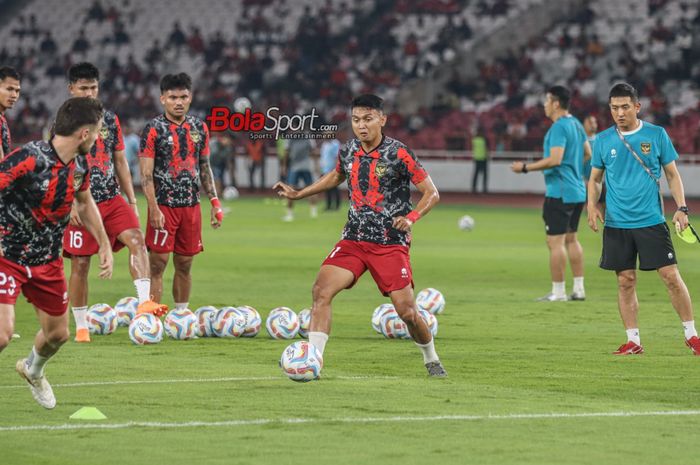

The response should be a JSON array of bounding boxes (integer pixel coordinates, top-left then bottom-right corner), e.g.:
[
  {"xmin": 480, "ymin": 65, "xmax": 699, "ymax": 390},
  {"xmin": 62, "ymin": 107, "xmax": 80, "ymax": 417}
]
[
  {"xmin": 100, "ymin": 125, "xmax": 110, "ymax": 140},
  {"xmin": 640, "ymin": 142, "xmax": 651, "ymax": 155},
  {"xmin": 375, "ymin": 163, "xmax": 388, "ymax": 178},
  {"xmin": 73, "ymin": 173, "xmax": 84, "ymax": 189},
  {"xmin": 190, "ymin": 130, "xmax": 201, "ymax": 144}
]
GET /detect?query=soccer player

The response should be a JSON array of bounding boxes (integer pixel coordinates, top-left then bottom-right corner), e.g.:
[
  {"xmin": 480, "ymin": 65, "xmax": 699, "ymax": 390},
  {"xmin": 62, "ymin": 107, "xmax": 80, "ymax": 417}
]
[
  {"xmin": 0, "ymin": 66, "xmax": 21, "ymax": 160},
  {"xmin": 0, "ymin": 97, "xmax": 113, "ymax": 408},
  {"xmin": 587, "ymin": 82, "xmax": 699, "ymax": 355},
  {"xmin": 139, "ymin": 73, "xmax": 222, "ymax": 309},
  {"xmin": 511, "ymin": 85, "xmax": 591, "ymax": 301},
  {"xmin": 62, "ymin": 63, "xmax": 165, "ymax": 343},
  {"xmin": 274, "ymin": 94, "xmax": 447, "ymax": 377}
]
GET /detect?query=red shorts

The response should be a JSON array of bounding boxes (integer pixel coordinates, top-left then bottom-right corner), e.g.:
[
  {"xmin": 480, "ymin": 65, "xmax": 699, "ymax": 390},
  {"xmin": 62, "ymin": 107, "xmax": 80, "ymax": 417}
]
[
  {"xmin": 0, "ymin": 256, "xmax": 68, "ymax": 315},
  {"xmin": 63, "ymin": 195, "xmax": 140, "ymax": 257},
  {"xmin": 322, "ymin": 240, "xmax": 413, "ymax": 296},
  {"xmin": 145, "ymin": 204, "xmax": 203, "ymax": 256}
]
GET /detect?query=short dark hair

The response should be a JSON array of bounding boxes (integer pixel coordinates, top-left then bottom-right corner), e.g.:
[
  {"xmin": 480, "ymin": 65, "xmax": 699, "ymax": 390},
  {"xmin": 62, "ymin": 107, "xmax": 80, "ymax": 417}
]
[
  {"xmin": 0, "ymin": 66, "xmax": 20, "ymax": 82},
  {"xmin": 351, "ymin": 94, "xmax": 384, "ymax": 112},
  {"xmin": 160, "ymin": 73, "xmax": 192, "ymax": 93},
  {"xmin": 547, "ymin": 85, "xmax": 570, "ymax": 109},
  {"xmin": 68, "ymin": 62, "xmax": 99, "ymax": 83},
  {"xmin": 608, "ymin": 82, "xmax": 638, "ymax": 102},
  {"xmin": 54, "ymin": 97, "xmax": 104, "ymax": 136}
]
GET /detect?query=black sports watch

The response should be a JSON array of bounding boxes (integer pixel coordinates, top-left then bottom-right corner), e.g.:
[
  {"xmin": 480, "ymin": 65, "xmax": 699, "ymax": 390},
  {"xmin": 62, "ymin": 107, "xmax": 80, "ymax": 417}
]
[
  {"xmin": 522, "ymin": 163, "xmax": 528, "ymax": 173},
  {"xmin": 678, "ymin": 206, "xmax": 689, "ymax": 214}
]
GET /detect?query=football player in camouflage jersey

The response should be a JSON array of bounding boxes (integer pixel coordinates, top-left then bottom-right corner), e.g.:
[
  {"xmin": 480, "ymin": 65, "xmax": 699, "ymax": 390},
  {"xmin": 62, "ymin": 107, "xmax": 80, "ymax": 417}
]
[
  {"xmin": 139, "ymin": 73, "xmax": 222, "ymax": 310},
  {"xmin": 62, "ymin": 63, "xmax": 166, "ymax": 343},
  {"xmin": 274, "ymin": 94, "xmax": 447, "ymax": 377},
  {"xmin": 0, "ymin": 66, "xmax": 21, "ymax": 160},
  {"xmin": 0, "ymin": 97, "xmax": 113, "ymax": 408}
]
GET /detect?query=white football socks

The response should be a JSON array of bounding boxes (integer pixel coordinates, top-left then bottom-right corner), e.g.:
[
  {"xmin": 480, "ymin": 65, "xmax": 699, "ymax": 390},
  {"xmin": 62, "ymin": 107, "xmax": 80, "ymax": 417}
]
[
  {"xmin": 683, "ymin": 320, "xmax": 697, "ymax": 340},
  {"xmin": 308, "ymin": 331, "xmax": 329, "ymax": 355},
  {"xmin": 71, "ymin": 306, "xmax": 88, "ymax": 330},
  {"xmin": 415, "ymin": 338, "xmax": 439, "ymax": 364},
  {"xmin": 26, "ymin": 346, "xmax": 49, "ymax": 378},
  {"xmin": 175, "ymin": 302, "xmax": 189, "ymax": 311},
  {"xmin": 626, "ymin": 328, "xmax": 641, "ymax": 345},
  {"xmin": 552, "ymin": 281, "xmax": 566, "ymax": 299},
  {"xmin": 134, "ymin": 278, "xmax": 151, "ymax": 304},
  {"xmin": 573, "ymin": 276, "xmax": 585, "ymax": 294}
]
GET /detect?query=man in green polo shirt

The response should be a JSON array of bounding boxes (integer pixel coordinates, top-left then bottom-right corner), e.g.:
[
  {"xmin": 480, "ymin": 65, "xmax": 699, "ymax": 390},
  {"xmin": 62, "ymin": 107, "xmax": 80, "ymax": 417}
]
[{"xmin": 471, "ymin": 128, "xmax": 488, "ymax": 194}]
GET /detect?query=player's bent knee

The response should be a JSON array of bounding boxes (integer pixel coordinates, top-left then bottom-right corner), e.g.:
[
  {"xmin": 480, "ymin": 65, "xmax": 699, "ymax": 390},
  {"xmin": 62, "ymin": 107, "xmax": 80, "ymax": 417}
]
[
  {"xmin": 312, "ymin": 282, "xmax": 335, "ymax": 304},
  {"xmin": 0, "ymin": 332, "xmax": 12, "ymax": 351},
  {"xmin": 72, "ymin": 256, "xmax": 91, "ymax": 276},
  {"xmin": 47, "ymin": 327, "xmax": 70, "ymax": 346},
  {"xmin": 617, "ymin": 273, "xmax": 636, "ymax": 291}
]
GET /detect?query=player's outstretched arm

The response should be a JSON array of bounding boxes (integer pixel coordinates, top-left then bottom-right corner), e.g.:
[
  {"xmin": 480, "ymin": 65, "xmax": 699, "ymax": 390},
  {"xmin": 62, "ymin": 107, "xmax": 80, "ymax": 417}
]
[
  {"xmin": 139, "ymin": 157, "xmax": 165, "ymax": 229},
  {"xmin": 75, "ymin": 189, "xmax": 113, "ymax": 279},
  {"xmin": 114, "ymin": 149, "xmax": 139, "ymax": 216},
  {"xmin": 586, "ymin": 167, "xmax": 604, "ymax": 232},
  {"xmin": 273, "ymin": 170, "xmax": 345, "ymax": 201},
  {"xmin": 199, "ymin": 156, "xmax": 223, "ymax": 229},
  {"xmin": 663, "ymin": 161, "xmax": 689, "ymax": 231},
  {"xmin": 392, "ymin": 175, "xmax": 440, "ymax": 232}
]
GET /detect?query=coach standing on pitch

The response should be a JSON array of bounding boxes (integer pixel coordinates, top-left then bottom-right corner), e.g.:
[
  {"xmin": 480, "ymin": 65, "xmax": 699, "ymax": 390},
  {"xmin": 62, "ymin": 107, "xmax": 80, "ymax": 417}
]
[
  {"xmin": 511, "ymin": 85, "xmax": 591, "ymax": 302},
  {"xmin": 587, "ymin": 82, "xmax": 699, "ymax": 356}
]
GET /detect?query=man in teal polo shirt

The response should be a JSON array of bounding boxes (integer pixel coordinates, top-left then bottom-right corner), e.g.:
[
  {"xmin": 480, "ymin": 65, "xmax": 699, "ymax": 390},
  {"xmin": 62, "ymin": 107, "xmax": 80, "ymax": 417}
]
[
  {"xmin": 588, "ymin": 82, "xmax": 699, "ymax": 356},
  {"xmin": 511, "ymin": 85, "xmax": 591, "ymax": 301}
]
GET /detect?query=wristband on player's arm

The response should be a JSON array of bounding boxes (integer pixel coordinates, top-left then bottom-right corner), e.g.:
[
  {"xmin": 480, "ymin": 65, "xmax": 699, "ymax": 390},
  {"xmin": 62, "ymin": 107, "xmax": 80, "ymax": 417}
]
[
  {"xmin": 522, "ymin": 163, "xmax": 528, "ymax": 173},
  {"xmin": 211, "ymin": 197, "xmax": 224, "ymax": 222},
  {"xmin": 406, "ymin": 210, "xmax": 421, "ymax": 223}
]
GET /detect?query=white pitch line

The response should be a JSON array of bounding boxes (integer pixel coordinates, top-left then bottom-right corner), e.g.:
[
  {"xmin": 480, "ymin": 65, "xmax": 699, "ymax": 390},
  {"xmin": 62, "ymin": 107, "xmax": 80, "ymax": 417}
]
[
  {"xmin": 1, "ymin": 410, "xmax": 700, "ymax": 432},
  {"xmin": 0, "ymin": 375, "xmax": 397, "ymax": 390}
]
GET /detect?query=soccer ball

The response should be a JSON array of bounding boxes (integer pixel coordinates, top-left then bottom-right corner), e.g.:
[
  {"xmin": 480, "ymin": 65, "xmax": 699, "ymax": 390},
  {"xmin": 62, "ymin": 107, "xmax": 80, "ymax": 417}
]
[
  {"xmin": 212, "ymin": 306, "xmax": 243, "ymax": 337},
  {"xmin": 266, "ymin": 307, "xmax": 300, "ymax": 339},
  {"xmin": 419, "ymin": 309, "xmax": 438, "ymax": 337},
  {"xmin": 280, "ymin": 341, "xmax": 323, "ymax": 382},
  {"xmin": 234, "ymin": 305, "xmax": 262, "ymax": 337},
  {"xmin": 164, "ymin": 308, "xmax": 198, "ymax": 340},
  {"xmin": 233, "ymin": 97, "xmax": 252, "ymax": 113},
  {"xmin": 114, "ymin": 296, "xmax": 138, "ymax": 327},
  {"xmin": 86, "ymin": 303, "xmax": 118, "ymax": 335},
  {"xmin": 298, "ymin": 308, "xmax": 311, "ymax": 338},
  {"xmin": 194, "ymin": 306, "xmax": 218, "ymax": 337},
  {"xmin": 128, "ymin": 313, "xmax": 164, "ymax": 345},
  {"xmin": 379, "ymin": 307, "xmax": 409, "ymax": 339},
  {"xmin": 223, "ymin": 186, "xmax": 239, "ymax": 200},
  {"xmin": 458, "ymin": 215, "xmax": 475, "ymax": 231},
  {"xmin": 372, "ymin": 303, "xmax": 395, "ymax": 333},
  {"xmin": 416, "ymin": 288, "xmax": 446, "ymax": 315}
]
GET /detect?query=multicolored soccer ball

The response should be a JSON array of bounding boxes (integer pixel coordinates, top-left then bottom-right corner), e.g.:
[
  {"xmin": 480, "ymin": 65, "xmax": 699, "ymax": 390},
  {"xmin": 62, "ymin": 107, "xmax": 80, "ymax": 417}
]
[
  {"xmin": 164, "ymin": 308, "xmax": 198, "ymax": 340},
  {"xmin": 114, "ymin": 296, "xmax": 138, "ymax": 327},
  {"xmin": 379, "ymin": 307, "xmax": 409, "ymax": 339},
  {"xmin": 266, "ymin": 307, "xmax": 299, "ymax": 339},
  {"xmin": 297, "ymin": 308, "xmax": 311, "ymax": 338},
  {"xmin": 128, "ymin": 313, "xmax": 164, "ymax": 345},
  {"xmin": 194, "ymin": 306, "xmax": 218, "ymax": 337},
  {"xmin": 458, "ymin": 215, "xmax": 475, "ymax": 231},
  {"xmin": 372, "ymin": 303, "xmax": 395, "ymax": 333},
  {"xmin": 419, "ymin": 309, "xmax": 438, "ymax": 337},
  {"xmin": 416, "ymin": 288, "xmax": 446, "ymax": 315},
  {"xmin": 86, "ymin": 303, "xmax": 118, "ymax": 335},
  {"xmin": 219, "ymin": 310, "xmax": 247, "ymax": 338},
  {"xmin": 280, "ymin": 341, "xmax": 323, "ymax": 382},
  {"xmin": 234, "ymin": 305, "xmax": 262, "ymax": 337},
  {"xmin": 212, "ymin": 307, "xmax": 238, "ymax": 337}
]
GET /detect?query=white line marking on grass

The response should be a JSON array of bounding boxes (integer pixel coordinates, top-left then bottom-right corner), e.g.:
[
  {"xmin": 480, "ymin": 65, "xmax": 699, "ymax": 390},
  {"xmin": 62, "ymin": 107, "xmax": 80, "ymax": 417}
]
[
  {"xmin": 2, "ymin": 410, "xmax": 700, "ymax": 432},
  {"xmin": 0, "ymin": 375, "xmax": 397, "ymax": 390}
]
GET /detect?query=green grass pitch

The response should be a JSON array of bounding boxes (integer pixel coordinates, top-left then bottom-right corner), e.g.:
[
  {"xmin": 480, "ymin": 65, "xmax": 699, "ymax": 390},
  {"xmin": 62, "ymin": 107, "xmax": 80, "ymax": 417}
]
[{"xmin": 1, "ymin": 197, "xmax": 699, "ymax": 465}]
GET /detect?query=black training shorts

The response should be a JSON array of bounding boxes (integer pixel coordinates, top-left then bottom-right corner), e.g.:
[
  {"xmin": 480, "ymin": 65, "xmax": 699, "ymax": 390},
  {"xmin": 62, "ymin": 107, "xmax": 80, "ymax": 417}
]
[
  {"xmin": 542, "ymin": 197, "xmax": 584, "ymax": 236},
  {"xmin": 600, "ymin": 223, "xmax": 677, "ymax": 271}
]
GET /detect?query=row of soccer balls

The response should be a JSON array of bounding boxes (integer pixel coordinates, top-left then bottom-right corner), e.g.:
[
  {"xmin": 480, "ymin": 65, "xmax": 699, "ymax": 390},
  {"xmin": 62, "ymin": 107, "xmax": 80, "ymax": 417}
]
[{"xmin": 85, "ymin": 288, "xmax": 446, "ymax": 346}]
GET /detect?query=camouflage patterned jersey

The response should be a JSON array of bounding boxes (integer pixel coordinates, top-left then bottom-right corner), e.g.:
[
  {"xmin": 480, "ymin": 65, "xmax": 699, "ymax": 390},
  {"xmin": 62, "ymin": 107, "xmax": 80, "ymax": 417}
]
[
  {"xmin": 139, "ymin": 114, "xmax": 210, "ymax": 208},
  {"xmin": 87, "ymin": 109, "xmax": 125, "ymax": 203},
  {"xmin": 0, "ymin": 141, "xmax": 90, "ymax": 266},
  {"xmin": 335, "ymin": 136, "xmax": 428, "ymax": 246},
  {"xmin": 0, "ymin": 114, "xmax": 11, "ymax": 159}
]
